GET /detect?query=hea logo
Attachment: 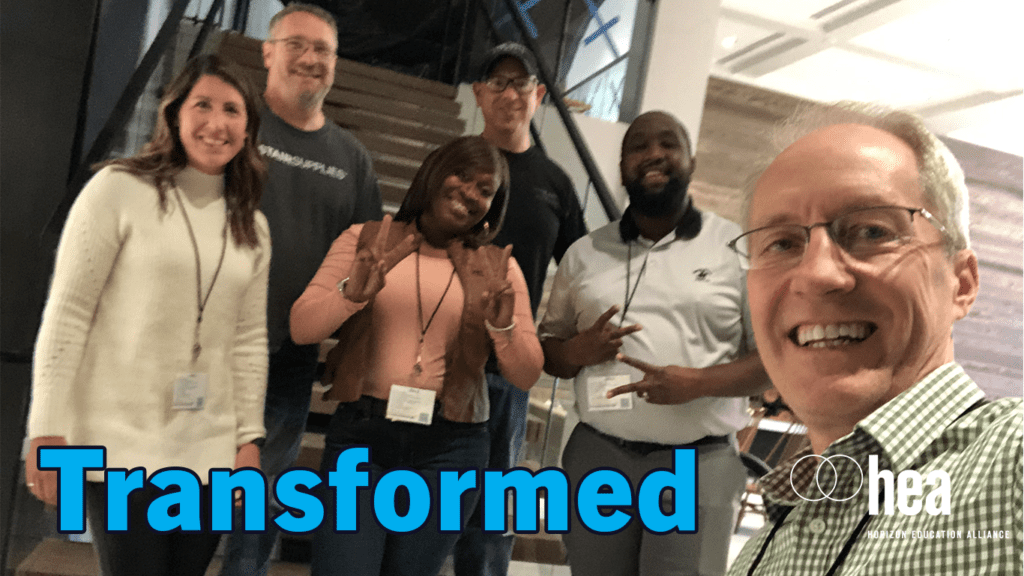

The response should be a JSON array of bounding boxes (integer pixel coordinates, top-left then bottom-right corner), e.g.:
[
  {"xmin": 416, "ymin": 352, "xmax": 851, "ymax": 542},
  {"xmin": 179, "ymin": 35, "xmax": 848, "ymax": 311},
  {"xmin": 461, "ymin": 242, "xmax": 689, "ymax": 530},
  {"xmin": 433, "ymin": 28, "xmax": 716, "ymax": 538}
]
[{"xmin": 790, "ymin": 454, "xmax": 950, "ymax": 515}]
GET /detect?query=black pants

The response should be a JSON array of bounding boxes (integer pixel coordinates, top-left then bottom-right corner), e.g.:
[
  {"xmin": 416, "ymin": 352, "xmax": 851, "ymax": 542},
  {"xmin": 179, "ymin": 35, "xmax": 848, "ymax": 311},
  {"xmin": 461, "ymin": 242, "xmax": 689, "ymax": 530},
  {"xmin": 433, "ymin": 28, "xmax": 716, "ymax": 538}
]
[{"xmin": 85, "ymin": 481, "xmax": 221, "ymax": 576}]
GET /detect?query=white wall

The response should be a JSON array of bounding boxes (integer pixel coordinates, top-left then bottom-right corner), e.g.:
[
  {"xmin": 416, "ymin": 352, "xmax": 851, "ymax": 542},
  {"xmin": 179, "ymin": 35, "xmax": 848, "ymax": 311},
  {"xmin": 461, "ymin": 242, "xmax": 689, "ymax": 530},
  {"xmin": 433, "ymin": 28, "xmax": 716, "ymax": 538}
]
[{"xmin": 640, "ymin": 0, "xmax": 722, "ymax": 140}]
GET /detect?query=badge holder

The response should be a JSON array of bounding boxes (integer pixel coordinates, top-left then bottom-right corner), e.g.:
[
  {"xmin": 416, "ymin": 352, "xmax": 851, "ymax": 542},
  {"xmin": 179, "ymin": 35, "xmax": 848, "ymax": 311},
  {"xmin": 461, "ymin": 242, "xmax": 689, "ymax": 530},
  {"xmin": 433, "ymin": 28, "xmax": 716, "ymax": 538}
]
[
  {"xmin": 586, "ymin": 374, "xmax": 634, "ymax": 411},
  {"xmin": 386, "ymin": 384, "xmax": 436, "ymax": 425},
  {"xmin": 172, "ymin": 372, "xmax": 209, "ymax": 411}
]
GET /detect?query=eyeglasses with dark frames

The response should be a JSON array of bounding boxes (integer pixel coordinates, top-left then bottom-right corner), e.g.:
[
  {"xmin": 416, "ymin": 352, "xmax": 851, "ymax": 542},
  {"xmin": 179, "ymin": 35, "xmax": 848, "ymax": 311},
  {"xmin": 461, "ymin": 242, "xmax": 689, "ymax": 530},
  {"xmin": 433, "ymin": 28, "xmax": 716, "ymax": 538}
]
[
  {"xmin": 483, "ymin": 75, "xmax": 538, "ymax": 94},
  {"xmin": 727, "ymin": 206, "xmax": 947, "ymax": 270},
  {"xmin": 268, "ymin": 36, "xmax": 336, "ymax": 60}
]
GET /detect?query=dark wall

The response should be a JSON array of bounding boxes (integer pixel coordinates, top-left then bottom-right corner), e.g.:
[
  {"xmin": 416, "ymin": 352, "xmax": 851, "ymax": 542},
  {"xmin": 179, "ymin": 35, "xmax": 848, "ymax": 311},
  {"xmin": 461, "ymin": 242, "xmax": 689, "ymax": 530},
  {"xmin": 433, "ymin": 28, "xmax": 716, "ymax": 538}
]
[{"xmin": 0, "ymin": 0, "xmax": 102, "ymax": 557}]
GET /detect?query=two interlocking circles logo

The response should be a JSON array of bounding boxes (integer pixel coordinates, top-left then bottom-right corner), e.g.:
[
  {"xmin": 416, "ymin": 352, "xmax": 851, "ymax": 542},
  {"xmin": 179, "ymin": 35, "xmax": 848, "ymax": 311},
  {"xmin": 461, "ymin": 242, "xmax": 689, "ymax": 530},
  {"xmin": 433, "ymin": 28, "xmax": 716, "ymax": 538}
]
[{"xmin": 790, "ymin": 454, "xmax": 865, "ymax": 502}]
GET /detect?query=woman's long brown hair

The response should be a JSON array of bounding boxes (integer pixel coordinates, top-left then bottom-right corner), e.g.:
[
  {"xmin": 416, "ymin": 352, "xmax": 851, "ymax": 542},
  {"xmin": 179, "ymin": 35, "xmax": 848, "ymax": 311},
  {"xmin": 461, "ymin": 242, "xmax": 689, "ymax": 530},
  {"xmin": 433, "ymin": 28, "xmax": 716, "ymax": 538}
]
[{"xmin": 98, "ymin": 54, "xmax": 266, "ymax": 248}]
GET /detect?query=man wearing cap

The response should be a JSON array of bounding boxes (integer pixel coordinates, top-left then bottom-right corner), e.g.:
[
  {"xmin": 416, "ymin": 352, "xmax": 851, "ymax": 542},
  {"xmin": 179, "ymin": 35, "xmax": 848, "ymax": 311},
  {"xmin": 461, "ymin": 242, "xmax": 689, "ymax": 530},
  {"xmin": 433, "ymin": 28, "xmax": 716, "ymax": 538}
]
[
  {"xmin": 539, "ymin": 110, "xmax": 768, "ymax": 576},
  {"xmin": 725, "ymin": 103, "xmax": 1021, "ymax": 575},
  {"xmin": 451, "ymin": 42, "xmax": 587, "ymax": 576}
]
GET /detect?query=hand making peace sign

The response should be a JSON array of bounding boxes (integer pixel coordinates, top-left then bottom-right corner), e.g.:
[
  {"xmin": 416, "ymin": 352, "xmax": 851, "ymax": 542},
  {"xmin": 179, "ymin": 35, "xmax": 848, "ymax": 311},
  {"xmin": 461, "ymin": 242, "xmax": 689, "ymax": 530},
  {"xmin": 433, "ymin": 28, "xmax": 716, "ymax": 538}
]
[
  {"xmin": 342, "ymin": 214, "xmax": 419, "ymax": 303},
  {"xmin": 447, "ymin": 242, "xmax": 515, "ymax": 330}
]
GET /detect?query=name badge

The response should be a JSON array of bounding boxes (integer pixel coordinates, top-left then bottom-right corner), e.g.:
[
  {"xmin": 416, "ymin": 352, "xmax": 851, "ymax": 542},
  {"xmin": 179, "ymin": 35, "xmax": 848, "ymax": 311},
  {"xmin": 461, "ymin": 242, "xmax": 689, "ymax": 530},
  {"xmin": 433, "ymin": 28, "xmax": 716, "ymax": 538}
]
[
  {"xmin": 586, "ymin": 375, "xmax": 633, "ymax": 411},
  {"xmin": 386, "ymin": 384, "xmax": 436, "ymax": 425},
  {"xmin": 172, "ymin": 372, "xmax": 209, "ymax": 411}
]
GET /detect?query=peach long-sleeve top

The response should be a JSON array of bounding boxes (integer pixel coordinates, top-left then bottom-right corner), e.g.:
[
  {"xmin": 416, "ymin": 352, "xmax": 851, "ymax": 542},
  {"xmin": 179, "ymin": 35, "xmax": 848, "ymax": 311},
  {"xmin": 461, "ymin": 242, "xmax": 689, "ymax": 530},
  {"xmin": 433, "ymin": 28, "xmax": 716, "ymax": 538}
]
[{"xmin": 291, "ymin": 223, "xmax": 542, "ymax": 420}]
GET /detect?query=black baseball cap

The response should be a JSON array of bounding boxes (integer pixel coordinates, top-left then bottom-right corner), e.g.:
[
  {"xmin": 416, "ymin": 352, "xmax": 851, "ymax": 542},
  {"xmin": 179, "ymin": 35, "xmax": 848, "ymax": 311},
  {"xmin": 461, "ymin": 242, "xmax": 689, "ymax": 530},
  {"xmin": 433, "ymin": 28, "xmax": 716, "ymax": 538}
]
[{"xmin": 478, "ymin": 42, "xmax": 540, "ymax": 80}]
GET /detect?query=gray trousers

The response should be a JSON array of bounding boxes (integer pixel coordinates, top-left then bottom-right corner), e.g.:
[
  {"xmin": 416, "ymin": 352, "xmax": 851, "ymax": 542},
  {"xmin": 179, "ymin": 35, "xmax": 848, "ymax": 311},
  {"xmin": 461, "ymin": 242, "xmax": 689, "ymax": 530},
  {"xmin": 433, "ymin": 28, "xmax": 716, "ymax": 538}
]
[{"xmin": 561, "ymin": 423, "xmax": 745, "ymax": 576}]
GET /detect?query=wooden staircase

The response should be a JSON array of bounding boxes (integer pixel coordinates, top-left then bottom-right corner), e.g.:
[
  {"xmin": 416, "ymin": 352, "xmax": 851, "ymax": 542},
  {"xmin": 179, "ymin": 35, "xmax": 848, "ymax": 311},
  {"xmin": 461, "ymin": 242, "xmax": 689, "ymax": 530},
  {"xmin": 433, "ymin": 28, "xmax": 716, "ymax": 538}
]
[
  {"xmin": 13, "ymin": 39, "xmax": 567, "ymax": 575},
  {"xmin": 215, "ymin": 32, "xmax": 466, "ymax": 210}
]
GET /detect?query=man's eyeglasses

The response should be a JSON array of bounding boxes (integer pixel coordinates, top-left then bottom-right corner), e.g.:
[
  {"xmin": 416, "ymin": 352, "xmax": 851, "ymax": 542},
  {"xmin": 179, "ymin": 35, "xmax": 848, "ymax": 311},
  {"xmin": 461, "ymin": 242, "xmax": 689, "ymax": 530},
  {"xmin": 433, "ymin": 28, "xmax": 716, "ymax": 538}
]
[
  {"xmin": 483, "ymin": 75, "xmax": 538, "ymax": 94},
  {"xmin": 268, "ymin": 36, "xmax": 336, "ymax": 60},
  {"xmin": 727, "ymin": 206, "xmax": 947, "ymax": 270}
]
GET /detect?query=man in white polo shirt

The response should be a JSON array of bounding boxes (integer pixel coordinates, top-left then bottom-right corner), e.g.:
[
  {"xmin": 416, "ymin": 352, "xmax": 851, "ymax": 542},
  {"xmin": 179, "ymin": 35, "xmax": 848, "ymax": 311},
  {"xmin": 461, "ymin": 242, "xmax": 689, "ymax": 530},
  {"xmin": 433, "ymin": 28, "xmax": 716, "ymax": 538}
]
[{"xmin": 539, "ymin": 110, "xmax": 768, "ymax": 576}]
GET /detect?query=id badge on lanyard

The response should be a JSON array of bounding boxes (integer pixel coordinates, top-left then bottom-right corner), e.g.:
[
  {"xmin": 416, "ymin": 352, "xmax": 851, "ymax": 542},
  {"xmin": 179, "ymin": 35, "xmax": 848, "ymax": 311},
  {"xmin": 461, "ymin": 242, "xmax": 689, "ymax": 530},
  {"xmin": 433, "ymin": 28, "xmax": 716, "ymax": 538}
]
[
  {"xmin": 172, "ymin": 372, "xmax": 209, "ymax": 410},
  {"xmin": 386, "ymin": 384, "xmax": 437, "ymax": 425},
  {"xmin": 586, "ymin": 374, "xmax": 633, "ymax": 411}
]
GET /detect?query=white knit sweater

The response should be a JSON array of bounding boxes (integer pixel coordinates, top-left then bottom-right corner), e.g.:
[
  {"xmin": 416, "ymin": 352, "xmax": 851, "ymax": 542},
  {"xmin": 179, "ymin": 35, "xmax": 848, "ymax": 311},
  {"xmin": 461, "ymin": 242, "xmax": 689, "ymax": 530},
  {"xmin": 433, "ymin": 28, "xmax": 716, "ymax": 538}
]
[{"xmin": 30, "ymin": 166, "xmax": 270, "ymax": 482}]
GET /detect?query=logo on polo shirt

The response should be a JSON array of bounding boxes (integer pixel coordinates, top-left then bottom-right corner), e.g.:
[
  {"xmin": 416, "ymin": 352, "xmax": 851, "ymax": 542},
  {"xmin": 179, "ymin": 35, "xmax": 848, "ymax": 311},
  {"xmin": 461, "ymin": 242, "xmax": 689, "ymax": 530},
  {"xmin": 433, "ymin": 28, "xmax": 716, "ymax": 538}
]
[
  {"xmin": 791, "ymin": 454, "xmax": 950, "ymax": 515},
  {"xmin": 693, "ymin": 268, "xmax": 711, "ymax": 281}
]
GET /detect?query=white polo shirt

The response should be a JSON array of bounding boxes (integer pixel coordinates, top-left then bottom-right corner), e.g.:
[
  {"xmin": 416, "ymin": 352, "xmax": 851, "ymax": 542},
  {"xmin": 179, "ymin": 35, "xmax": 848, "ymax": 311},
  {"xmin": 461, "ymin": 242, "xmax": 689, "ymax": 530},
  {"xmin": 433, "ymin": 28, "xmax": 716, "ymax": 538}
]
[{"xmin": 539, "ymin": 212, "xmax": 754, "ymax": 444}]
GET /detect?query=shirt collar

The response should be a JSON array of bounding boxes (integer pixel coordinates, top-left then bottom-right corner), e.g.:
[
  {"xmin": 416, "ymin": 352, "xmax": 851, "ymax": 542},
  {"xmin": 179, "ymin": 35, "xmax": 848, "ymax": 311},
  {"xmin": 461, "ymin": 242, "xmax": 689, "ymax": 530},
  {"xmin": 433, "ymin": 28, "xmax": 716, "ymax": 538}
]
[
  {"xmin": 855, "ymin": 362, "xmax": 984, "ymax": 473},
  {"xmin": 617, "ymin": 197, "xmax": 702, "ymax": 243},
  {"xmin": 758, "ymin": 363, "xmax": 984, "ymax": 504}
]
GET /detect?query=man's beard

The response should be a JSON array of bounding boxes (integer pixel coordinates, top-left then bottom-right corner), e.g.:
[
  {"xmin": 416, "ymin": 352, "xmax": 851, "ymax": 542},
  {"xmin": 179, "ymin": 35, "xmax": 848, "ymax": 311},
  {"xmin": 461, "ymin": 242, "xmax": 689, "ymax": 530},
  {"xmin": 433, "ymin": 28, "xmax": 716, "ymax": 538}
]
[
  {"xmin": 624, "ymin": 173, "xmax": 690, "ymax": 217},
  {"xmin": 297, "ymin": 86, "xmax": 329, "ymax": 110}
]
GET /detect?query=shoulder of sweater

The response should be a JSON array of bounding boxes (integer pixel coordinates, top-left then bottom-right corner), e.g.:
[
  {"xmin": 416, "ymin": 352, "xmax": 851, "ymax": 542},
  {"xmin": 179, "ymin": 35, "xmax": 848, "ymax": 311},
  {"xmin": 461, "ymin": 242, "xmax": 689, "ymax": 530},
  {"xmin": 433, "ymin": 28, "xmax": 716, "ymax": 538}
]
[{"xmin": 79, "ymin": 166, "xmax": 158, "ymax": 212}]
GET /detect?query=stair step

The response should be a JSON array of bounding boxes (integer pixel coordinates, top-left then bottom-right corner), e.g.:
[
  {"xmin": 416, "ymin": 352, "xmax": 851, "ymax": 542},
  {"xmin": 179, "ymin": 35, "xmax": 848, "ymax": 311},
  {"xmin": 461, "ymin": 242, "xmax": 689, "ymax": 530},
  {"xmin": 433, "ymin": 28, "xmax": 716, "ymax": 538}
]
[
  {"xmin": 217, "ymin": 39, "xmax": 461, "ymax": 117},
  {"xmin": 219, "ymin": 33, "xmax": 458, "ymax": 101},
  {"xmin": 325, "ymin": 105, "xmax": 461, "ymax": 147}
]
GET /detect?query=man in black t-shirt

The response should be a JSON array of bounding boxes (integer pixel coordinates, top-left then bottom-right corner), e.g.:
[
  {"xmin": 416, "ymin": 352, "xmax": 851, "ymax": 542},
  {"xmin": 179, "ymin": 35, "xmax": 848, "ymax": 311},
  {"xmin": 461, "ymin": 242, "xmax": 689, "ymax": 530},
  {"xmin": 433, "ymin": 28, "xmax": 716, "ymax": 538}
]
[
  {"xmin": 452, "ymin": 42, "xmax": 586, "ymax": 576},
  {"xmin": 220, "ymin": 5, "xmax": 382, "ymax": 576}
]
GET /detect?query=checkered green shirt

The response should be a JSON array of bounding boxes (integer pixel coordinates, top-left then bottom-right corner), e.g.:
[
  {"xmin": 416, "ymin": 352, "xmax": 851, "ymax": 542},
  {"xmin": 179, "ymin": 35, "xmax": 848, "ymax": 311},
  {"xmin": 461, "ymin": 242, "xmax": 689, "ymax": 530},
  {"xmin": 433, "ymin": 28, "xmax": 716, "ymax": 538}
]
[{"xmin": 728, "ymin": 363, "xmax": 1023, "ymax": 576}]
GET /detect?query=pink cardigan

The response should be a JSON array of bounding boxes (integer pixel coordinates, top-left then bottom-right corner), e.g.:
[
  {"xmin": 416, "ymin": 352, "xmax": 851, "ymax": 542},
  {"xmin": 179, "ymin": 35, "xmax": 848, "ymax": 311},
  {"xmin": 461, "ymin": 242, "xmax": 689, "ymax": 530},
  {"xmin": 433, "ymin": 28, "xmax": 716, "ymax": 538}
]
[{"xmin": 291, "ymin": 224, "xmax": 543, "ymax": 402}]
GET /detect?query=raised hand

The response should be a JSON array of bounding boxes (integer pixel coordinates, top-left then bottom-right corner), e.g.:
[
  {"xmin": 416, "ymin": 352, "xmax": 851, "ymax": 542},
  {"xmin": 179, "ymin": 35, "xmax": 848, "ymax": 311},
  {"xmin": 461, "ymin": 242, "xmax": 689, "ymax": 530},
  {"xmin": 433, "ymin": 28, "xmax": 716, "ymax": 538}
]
[
  {"xmin": 607, "ymin": 353, "xmax": 704, "ymax": 405},
  {"xmin": 566, "ymin": 305, "xmax": 642, "ymax": 368},
  {"xmin": 447, "ymin": 242, "xmax": 514, "ymax": 329},
  {"xmin": 343, "ymin": 214, "xmax": 419, "ymax": 302}
]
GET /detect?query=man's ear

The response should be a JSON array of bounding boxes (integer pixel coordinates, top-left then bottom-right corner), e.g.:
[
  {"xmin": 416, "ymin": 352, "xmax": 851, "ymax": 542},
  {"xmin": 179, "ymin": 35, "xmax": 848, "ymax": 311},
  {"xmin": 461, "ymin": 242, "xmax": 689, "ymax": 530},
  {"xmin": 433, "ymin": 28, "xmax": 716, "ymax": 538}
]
[
  {"xmin": 951, "ymin": 249, "xmax": 980, "ymax": 321},
  {"xmin": 535, "ymin": 83, "xmax": 547, "ymax": 104},
  {"xmin": 472, "ymin": 82, "xmax": 485, "ymax": 107},
  {"xmin": 262, "ymin": 41, "xmax": 273, "ymax": 70}
]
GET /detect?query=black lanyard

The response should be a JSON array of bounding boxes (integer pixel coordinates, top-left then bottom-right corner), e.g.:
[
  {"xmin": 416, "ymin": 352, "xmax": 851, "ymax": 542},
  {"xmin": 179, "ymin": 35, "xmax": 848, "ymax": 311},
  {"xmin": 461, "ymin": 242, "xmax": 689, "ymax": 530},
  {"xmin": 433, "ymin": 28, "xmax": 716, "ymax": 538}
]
[
  {"xmin": 746, "ymin": 490, "xmax": 880, "ymax": 576},
  {"xmin": 621, "ymin": 241, "xmax": 651, "ymax": 328},
  {"xmin": 412, "ymin": 249, "xmax": 455, "ymax": 376},
  {"xmin": 174, "ymin": 187, "xmax": 227, "ymax": 365}
]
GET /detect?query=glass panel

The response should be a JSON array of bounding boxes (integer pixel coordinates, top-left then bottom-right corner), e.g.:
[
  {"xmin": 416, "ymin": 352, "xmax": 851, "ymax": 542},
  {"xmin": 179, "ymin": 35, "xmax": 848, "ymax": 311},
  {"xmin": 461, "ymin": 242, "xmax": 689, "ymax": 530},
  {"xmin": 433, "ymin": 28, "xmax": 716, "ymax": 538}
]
[{"xmin": 564, "ymin": 56, "xmax": 629, "ymax": 122}]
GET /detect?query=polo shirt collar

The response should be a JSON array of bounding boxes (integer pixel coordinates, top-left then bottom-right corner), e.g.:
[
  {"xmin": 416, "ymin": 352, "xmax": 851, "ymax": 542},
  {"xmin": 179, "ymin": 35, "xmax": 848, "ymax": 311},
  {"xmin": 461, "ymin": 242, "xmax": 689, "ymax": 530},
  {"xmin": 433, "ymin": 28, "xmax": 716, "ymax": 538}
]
[{"xmin": 618, "ymin": 197, "xmax": 702, "ymax": 243}]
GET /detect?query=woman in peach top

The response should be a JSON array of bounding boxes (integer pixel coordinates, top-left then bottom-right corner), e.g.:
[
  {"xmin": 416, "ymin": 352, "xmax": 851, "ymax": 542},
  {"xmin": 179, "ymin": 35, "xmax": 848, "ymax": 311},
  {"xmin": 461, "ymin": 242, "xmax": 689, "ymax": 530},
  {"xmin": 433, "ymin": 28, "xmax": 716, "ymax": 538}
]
[{"xmin": 291, "ymin": 136, "xmax": 543, "ymax": 576}]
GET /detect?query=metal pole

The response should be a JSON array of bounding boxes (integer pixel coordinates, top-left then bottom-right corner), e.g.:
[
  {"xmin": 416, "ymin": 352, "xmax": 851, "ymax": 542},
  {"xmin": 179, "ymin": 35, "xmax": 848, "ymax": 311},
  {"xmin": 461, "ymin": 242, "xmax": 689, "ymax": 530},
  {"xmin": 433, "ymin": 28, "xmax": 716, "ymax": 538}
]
[{"xmin": 47, "ymin": 0, "xmax": 194, "ymax": 237}]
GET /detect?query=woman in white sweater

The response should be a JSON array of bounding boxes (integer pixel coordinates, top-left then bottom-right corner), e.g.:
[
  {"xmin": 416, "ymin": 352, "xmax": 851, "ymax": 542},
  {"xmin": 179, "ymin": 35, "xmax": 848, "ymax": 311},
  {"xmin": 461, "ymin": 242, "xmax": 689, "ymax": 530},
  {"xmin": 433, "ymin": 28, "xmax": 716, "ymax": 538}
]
[{"xmin": 25, "ymin": 54, "xmax": 270, "ymax": 576}]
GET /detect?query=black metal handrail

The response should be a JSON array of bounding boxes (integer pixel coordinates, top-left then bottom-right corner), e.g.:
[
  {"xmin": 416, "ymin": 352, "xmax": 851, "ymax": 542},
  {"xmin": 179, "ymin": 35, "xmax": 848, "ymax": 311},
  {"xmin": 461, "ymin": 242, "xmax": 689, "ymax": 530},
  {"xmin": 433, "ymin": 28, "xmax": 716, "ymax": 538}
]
[{"xmin": 44, "ymin": 0, "xmax": 227, "ymax": 238}]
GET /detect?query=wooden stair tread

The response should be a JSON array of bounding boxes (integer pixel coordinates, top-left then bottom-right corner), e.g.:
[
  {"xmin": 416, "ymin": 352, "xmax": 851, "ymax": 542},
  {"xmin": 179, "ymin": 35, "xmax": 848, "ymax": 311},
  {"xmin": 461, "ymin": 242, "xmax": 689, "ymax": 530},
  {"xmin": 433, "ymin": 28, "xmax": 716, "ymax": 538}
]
[
  {"xmin": 217, "ymin": 39, "xmax": 460, "ymax": 116},
  {"xmin": 219, "ymin": 33, "xmax": 458, "ymax": 100}
]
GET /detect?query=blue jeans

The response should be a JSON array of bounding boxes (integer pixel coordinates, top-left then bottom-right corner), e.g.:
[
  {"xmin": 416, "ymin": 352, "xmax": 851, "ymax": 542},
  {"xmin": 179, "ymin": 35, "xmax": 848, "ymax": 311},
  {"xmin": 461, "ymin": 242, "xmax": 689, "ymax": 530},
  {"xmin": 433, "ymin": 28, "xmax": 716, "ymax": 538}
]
[
  {"xmin": 453, "ymin": 373, "xmax": 530, "ymax": 576},
  {"xmin": 219, "ymin": 341, "xmax": 318, "ymax": 576},
  {"xmin": 312, "ymin": 401, "xmax": 490, "ymax": 576}
]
